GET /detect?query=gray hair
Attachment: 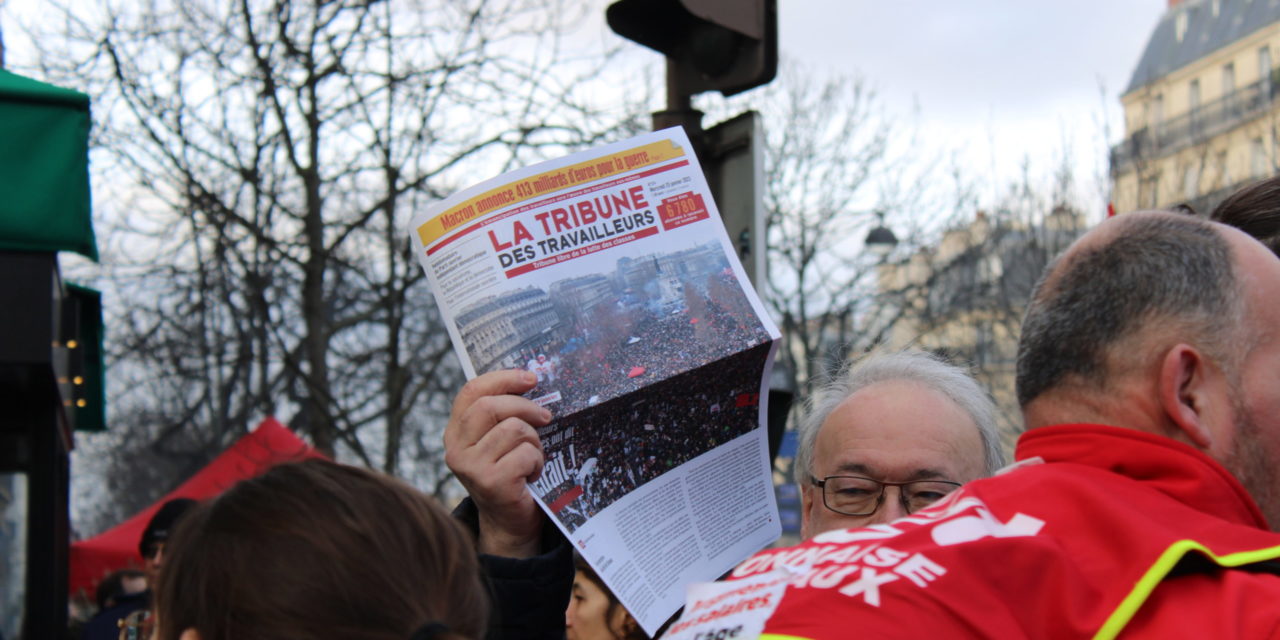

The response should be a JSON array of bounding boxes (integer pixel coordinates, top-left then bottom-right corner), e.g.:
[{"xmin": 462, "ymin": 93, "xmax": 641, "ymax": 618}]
[
  {"xmin": 793, "ymin": 349, "xmax": 1005, "ymax": 488},
  {"xmin": 1016, "ymin": 214, "xmax": 1243, "ymax": 406}
]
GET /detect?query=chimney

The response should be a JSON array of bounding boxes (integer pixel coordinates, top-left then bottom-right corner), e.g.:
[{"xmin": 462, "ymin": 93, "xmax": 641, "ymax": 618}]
[{"xmin": 1168, "ymin": 0, "xmax": 1185, "ymax": 7}]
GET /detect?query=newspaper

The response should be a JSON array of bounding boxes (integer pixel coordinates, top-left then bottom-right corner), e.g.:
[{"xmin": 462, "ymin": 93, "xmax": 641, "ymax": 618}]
[{"xmin": 409, "ymin": 128, "xmax": 782, "ymax": 634}]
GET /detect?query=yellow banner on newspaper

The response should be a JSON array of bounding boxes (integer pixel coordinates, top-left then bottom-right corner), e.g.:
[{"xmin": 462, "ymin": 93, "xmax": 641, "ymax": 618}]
[{"xmin": 417, "ymin": 139, "xmax": 687, "ymax": 246}]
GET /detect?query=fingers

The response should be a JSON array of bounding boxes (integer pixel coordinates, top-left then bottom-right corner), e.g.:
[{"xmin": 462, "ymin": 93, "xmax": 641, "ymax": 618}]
[
  {"xmin": 444, "ymin": 369, "xmax": 554, "ymax": 487},
  {"xmin": 446, "ymin": 416, "xmax": 546, "ymax": 514},
  {"xmin": 450, "ymin": 369, "xmax": 539, "ymax": 422},
  {"xmin": 442, "ymin": 370, "xmax": 554, "ymax": 559},
  {"xmin": 470, "ymin": 416, "xmax": 545, "ymax": 473},
  {"xmin": 497, "ymin": 438, "xmax": 545, "ymax": 485}
]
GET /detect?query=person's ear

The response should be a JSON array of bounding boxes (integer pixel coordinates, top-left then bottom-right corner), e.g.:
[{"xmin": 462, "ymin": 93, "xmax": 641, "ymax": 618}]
[
  {"xmin": 179, "ymin": 630, "xmax": 202, "ymax": 640},
  {"xmin": 621, "ymin": 616, "xmax": 641, "ymax": 638},
  {"xmin": 1159, "ymin": 344, "xmax": 1217, "ymax": 449},
  {"xmin": 609, "ymin": 605, "xmax": 639, "ymax": 639},
  {"xmin": 799, "ymin": 482, "xmax": 816, "ymax": 540}
]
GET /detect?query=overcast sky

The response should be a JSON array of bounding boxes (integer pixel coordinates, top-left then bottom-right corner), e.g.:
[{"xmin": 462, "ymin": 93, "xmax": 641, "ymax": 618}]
[
  {"xmin": 774, "ymin": 1, "xmax": 1168, "ymax": 215},
  {"xmin": 2, "ymin": 0, "xmax": 1169, "ymax": 217}
]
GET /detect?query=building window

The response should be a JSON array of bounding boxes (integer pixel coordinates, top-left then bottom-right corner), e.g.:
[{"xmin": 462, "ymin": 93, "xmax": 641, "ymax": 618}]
[
  {"xmin": 1183, "ymin": 165, "xmax": 1200, "ymax": 200},
  {"xmin": 1146, "ymin": 174, "xmax": 1161, "ymax": 208},
  {"xmin": 1189, "ymin": 79, "xmax": 1201, "ymax": 132},
  {"xmin": 1218, "ymin": 150, "xmax": 1231, "ymax": 188},
  {"xmin": 1261, "ymin": 46, "xmax": 1273, "ymax": 97},
  {"xmin": 1152, "ymin": 94, "xmax": 1164, "ymax": 141},
  {"xmin": 1223, "ymin": 62, "xmax": 1236, "ymax": 96},
  {"xmin": 1176, "ymin": 11, "xmax": 1189, "ymax": 42},
  {"xmin": 1251, "ymin": 138, "xmax": 1269, "ymax": 178}
]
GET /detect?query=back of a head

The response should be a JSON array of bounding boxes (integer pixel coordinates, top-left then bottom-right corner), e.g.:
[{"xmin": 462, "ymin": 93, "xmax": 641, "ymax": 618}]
[
  {"xmin": 94, "ymin": 569, "xmax": 145, "ymax": 610},
  {"xmin": 1016, "ymin": 213, "xmax": 1239, "ymax": 410},
  {"xmin": 1211, "ymin": 175, "xmax": 1280, "ymax": 257},
  {"xmin": 794, "ymin": 349, "xmax": 1005, "ymax": 483},
  {"xmin": 154, "ymin": 459, "xmax": 488, "ymax": 640}
]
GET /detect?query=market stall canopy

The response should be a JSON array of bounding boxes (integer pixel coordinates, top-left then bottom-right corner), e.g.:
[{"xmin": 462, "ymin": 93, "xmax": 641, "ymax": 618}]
[
  {"xmin": 68, "ymin": 417, "xmax": 324, "ymax": 595},
  {"xmin": 0, "ymin": 69, "xmax": 96, "ymax": 260}
]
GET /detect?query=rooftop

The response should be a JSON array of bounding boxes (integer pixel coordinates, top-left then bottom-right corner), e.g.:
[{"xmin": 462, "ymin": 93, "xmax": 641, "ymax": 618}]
[{"xmin": 1125, "ymin": 0, "xmax": 1280, "ymax": 94}]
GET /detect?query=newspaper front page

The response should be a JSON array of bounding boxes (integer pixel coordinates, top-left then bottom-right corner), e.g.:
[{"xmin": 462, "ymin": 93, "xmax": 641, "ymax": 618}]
[{"xmin": 409, "ymin": 128, "xmax": 781, "ymax": 634}]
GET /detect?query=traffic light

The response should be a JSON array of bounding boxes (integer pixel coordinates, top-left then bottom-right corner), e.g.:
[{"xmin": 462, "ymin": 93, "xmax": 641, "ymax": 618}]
[
  {"xmin": 65, "ymin": 284, "xmax": 105, "ymax": 431},
  {"xmin": 607, "ymin": 0, "xmax": 777, "ymax": 97}
]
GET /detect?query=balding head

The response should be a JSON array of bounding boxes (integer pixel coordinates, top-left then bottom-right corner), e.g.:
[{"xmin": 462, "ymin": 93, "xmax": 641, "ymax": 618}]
[
  {"xmin": 1016, "ymin": 211, "xmax": 1242, "ymax": 410},
  {"xmin": 1016, "ymin": 210, "xmax": 1280, "ymax": 527}
]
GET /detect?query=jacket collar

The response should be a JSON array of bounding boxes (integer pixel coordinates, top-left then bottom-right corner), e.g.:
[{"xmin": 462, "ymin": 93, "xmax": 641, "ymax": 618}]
[{"xmin": 1016, "ymin": 423, "xmax": 1269, "ymax": 530}]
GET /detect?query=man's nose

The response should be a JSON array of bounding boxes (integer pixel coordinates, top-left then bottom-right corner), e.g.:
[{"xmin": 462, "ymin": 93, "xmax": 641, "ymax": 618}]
[{"xmin": 869, "ymin": 487, "xmax": 908, "ymax": 524}]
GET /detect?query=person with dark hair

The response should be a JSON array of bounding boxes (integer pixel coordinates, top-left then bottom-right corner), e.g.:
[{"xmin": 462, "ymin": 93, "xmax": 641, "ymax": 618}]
[
  {"xmin": 92, "ymin": 569, "xmax": 146, "ymax": 612},
  {"xmin": 1211, "ymin": 174, "xmax": 1280, "ymax": 256},
  {"xmin": 566, "ymin": 555, "xmax": 645, "ymax": 640},
  {"xmin": 684, "ymin": 211, "xmax": 1280, "ymax": 638},
  {"xmin": 139, "ymin": 498, "xmax": 197, "ymax": 587},
  {"xmin": 153, "ymin": 459, "xmax": 488, "ymax": 640},
  {"xmin": 77, "ymin": 569, "xmax": 147, "ymax": 640},
  {"xmin": 80, "ymin": 498, "xmax": 197, "ymax": 640}
]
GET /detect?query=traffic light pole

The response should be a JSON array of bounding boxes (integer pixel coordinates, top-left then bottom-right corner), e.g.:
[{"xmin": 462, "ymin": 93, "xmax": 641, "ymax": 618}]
[
  {"xmin": 606, "ymin": 0, "xmax": 791, "ymax": 476},
  {"xmin": 653, "ymin": 59, "xmax": 706, "ymax": 159}
]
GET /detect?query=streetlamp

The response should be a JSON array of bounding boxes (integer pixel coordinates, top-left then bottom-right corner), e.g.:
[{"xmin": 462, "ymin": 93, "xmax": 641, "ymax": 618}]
[{"xmin": 864, "ymin": 210, "xmax": 898, "ymax": 258}]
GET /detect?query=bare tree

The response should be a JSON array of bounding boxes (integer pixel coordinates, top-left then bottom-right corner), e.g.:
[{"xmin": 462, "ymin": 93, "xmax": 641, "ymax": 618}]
[
  {"xmin": 699, "ymin": 65, "xmax": 966, "ymax": 404},
  {"xmin": 18, "ymin": 0, "xmax": 641, "ymax": 531},
  {"xmin": 868, "ymin": 158, "xmax": 1088, "ymax": 449},
  {"xmin": 703, "ymin": 65, "xmax": 1090, "ymax": 449}
]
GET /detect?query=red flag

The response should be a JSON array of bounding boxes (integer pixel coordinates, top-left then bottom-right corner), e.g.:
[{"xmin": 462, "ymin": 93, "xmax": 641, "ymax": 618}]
[{"xmin": 550, "ymin": 485, "xmax": 584, "ymax": 513}]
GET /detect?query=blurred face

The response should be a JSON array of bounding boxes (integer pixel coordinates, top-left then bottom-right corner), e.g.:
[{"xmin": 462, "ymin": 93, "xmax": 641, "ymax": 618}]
[
  {"xmin": 1221, "ymin": 230, "xmax": 1280, "ymax": 528},
  {"xmin": 566, "ymin": 570, "xmax": 631, "ymax": 640},
  {"xmin": 801, "ymin": 380, "xmax": 988, "ymax": 539},
  {"xmin": 144, "ymin": 541, "xmax": 166, "ymax": 586},
  {"xmin": 121, "ymin": 574, "xmax": 148, "ymax": 596}
]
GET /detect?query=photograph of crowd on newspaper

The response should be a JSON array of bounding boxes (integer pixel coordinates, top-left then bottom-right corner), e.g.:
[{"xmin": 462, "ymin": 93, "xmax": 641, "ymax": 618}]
[
  {"xmin": 532, "ymin": 341, "xmax": 772, "ymax": 533},
  {"xmin": 454, "ymin": 239, "xmax": 771, "ymax": 415}
]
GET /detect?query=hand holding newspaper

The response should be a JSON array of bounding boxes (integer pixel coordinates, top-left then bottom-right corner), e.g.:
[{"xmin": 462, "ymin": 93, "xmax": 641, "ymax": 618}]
[{"xmin": 408, "ymin": 128, "xmax": 782, "ymax": 634}]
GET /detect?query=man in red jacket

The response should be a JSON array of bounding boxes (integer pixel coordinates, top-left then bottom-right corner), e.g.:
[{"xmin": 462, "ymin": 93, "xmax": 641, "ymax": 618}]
[{"xmin": 671, "ymin": 211, "xmax": 1280, "ymax": 639}]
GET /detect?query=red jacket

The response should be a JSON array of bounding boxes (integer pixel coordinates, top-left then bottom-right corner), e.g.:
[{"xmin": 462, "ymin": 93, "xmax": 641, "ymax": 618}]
[{"xmin": 709, "ymin": 424, "xmax": 1280, "ymax": 639}]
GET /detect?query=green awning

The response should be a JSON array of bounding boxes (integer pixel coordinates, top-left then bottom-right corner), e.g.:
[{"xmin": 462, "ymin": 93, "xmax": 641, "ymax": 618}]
[{"xmin": 0, "ymin": 69, "xmax": 96, "ymax": 261}]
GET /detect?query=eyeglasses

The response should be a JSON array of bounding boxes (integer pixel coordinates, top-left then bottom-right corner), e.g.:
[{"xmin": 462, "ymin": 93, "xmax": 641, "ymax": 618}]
[
  {"xmin": 810, "ymin": 475, "xmax": 962, "ymax": 517},
  {"xmin": 143, "ymin": 541, "xmax": 165, "ymax": 560}
]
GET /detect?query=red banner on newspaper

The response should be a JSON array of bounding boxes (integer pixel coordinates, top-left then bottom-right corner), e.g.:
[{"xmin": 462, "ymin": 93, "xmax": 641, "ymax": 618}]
[
  {"xmin": 503, "ymin": 226, "xmax": 660, "ymax": 278},
  {"xmin": 550, "ymin": 485, "xmax": 585, "ymax": 513},
  {"xmin": 658, "ymin": 192, "xmax": 710, "ymax": 230}
]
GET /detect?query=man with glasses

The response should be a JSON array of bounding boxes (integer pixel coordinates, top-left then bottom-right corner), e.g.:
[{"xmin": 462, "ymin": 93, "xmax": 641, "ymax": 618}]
[
  {"xmin": 795, "ymin": 349, "xmax": 1005, "ymax": 539},
  {"xmin": 694, "ymin": 212, "xmax": 1280, "ymax": 639}
]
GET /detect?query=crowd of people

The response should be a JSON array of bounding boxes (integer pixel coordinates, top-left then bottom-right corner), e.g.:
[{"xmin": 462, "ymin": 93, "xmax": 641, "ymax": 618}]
[
  {"xmin": 71, "ymin": 174, "xmax": 1280, "ymax": 640},
  {"xmin": 537, "ymin": 343, "xmax": 771, "ymax": 531},
  {"xmin": 525, "ymin": 284, "xmax": 770, "ymax": 416}
]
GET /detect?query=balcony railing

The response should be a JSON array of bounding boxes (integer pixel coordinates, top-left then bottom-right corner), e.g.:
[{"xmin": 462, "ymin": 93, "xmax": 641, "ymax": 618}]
[
  {"xmin": 1179, "ymin": 180, "xmax": 1252, "ymax": 214},
  {"xmin": 1111, "ymin": 71, "xmax": 1280, "ymax": 172}
]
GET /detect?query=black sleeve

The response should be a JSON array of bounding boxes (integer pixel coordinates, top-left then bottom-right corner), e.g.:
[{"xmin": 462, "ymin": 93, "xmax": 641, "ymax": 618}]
[{"xmin": 453, "ymin": 497, "xmax": 573, "ymax": 640}]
